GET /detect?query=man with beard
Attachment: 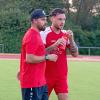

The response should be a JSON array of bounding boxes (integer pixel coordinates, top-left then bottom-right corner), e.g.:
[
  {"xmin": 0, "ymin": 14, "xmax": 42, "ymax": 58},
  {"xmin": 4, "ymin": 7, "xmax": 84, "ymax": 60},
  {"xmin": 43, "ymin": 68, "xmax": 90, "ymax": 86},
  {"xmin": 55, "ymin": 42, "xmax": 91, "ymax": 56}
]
[
  {"xmin": 18, "ymin": 9, "xmax": 58, "ymax": 100},
  {"xmin": 40, "ymin": 8, "xmax": 78, "ymax": 100}
]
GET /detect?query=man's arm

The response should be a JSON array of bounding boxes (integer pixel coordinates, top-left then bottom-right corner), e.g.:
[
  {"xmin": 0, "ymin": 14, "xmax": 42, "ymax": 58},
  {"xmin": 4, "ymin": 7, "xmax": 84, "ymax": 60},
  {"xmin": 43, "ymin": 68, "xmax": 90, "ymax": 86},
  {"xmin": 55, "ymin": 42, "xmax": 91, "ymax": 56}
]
[
  {"xmin": 16, "ymin": 70, "xmax": 20, "ymax": 80},
  {"xmin": 46, "ymin": 43, "xmax": 57, "ymax": 52},
  {"xmin": 16, "ymin": 55, "xmax": 46, "ymax": 80},
  {"xmin": 16, "ymin": 54, "xmax": 58, "ymax": 80},
  {"xmin": 26, "ymin": 54, "xmax": 58, "ymax": 63},
  {"xmin": 66, "ymin": 30, "xmax": 78, "ymax": 57},
  {"xmin": 69, "ymin": 39, "xmax": 78, "ymax": 57},
  {"xmin": 26, "ymin": 54, "xmax": 45, "ymax": 63},
  {"xmin": 46, "ymin": 38, "xmax": 65, "ymax": 52}
]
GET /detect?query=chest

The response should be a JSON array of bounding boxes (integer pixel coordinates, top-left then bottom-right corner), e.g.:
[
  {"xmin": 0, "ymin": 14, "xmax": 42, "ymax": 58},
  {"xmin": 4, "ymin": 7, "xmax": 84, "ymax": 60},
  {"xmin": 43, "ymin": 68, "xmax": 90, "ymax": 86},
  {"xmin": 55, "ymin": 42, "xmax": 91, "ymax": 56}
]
[{"xmin": 46, "ymin": 32, "xmax": 63, "ymax": 46}]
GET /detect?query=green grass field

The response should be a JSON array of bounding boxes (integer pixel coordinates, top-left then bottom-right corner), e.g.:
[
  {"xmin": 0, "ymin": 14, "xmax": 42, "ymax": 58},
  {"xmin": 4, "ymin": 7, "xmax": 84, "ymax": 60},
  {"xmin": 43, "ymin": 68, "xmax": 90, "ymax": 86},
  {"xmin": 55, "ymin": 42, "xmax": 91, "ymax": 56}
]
[{"xmin": 0, "ymin": 59, "xmax": 100, "ymax": 100}]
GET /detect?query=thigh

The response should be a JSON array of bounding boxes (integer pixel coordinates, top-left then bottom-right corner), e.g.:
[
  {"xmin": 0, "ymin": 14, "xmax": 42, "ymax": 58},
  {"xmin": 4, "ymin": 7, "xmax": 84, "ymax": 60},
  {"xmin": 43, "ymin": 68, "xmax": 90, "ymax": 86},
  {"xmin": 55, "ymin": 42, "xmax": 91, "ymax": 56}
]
[
  {"xmin": 54, "ymin": 78, "xmax": 68, "ymax": 95},
  {"xmin": 42, "ymin": 85, "xmax": 48, "ymax": 100},
  {"xmin": 21, "ymin": 87, "xmax": 42, "ymax": 100},
  {"xmin": 46, "ymin": 78, "xmax": 55, "ymax": 96},
  {"xmin": 21, "ymin": 88, "xmax": 32, "ymax": 100}
]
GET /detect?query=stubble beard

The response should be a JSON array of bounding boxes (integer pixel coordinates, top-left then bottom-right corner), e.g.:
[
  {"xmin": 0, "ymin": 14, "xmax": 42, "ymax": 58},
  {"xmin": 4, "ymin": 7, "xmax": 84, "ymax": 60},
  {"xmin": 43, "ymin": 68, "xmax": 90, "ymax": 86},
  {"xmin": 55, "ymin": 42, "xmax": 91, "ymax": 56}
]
[{"xmin": 38, "ymin": 25, "xmax": 46, "ymax": 31}]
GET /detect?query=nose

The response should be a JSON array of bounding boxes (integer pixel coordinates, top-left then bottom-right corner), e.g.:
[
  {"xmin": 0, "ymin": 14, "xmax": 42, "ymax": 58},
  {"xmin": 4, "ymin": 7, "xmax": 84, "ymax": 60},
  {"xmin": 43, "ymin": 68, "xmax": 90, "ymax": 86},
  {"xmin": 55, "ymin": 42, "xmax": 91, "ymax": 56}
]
[
  {"xmin": 61, "ymin": 21, "xmax": 64, "ymax": 26},
  {"xmin": 62, "ymin": 19, "xmax": 65, "ymax": 24}
]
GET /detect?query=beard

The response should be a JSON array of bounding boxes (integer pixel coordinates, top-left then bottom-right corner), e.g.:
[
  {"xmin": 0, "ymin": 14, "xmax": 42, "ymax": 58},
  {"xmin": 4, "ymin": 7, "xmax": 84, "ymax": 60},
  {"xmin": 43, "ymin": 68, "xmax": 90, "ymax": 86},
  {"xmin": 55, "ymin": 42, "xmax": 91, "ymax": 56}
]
[
  {"xmin": 38, "ymin": 24, "xmax": 46, "ymax": 31},
  {"xmin": 55, "ymin": 25, "xmax": 64, "ymax": 30}
]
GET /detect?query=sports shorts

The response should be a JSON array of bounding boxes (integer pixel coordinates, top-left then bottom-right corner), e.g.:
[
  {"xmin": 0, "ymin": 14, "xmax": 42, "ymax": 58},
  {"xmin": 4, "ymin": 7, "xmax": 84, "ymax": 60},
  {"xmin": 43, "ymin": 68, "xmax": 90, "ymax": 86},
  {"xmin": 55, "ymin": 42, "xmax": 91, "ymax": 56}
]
[
  {"xmin": 46, "ymin": 78, "xmax": 68, "ymax": 95},
  {"xmin": 21, "ymin": 85, "xmax": 48, "ymax": 100}
]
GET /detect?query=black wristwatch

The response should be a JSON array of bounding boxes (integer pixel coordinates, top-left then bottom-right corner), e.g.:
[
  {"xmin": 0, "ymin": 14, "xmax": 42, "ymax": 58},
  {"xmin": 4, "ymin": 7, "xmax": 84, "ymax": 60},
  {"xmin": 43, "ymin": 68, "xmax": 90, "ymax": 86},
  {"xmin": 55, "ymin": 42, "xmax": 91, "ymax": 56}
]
[{"xmin": 45, "ymin": 54, "xmax": 49, "ymax": 60}]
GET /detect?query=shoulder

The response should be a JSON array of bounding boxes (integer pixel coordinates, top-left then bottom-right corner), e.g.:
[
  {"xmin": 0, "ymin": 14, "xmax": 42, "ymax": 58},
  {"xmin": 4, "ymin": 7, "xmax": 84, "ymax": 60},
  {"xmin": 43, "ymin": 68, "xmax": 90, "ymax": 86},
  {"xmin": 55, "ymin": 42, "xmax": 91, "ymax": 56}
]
[
  {"xmin": 40, "ymin": 27, "xmax": 52, "ymax": 44},
  {"xmin": 40, "ymin": 27, "xmax": 52, "ymax": 36},
  {"xmin": 23, "ymin": 28, "xmax": 37, "ymax": 44}
]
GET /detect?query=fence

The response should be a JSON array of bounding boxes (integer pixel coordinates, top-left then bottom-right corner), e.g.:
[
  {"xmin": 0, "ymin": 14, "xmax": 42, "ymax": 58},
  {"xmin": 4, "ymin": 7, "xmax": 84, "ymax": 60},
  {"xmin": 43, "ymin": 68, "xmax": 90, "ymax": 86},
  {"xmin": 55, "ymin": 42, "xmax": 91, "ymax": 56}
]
[
  {"xmin": 78, "ymin": 47, "xmax": 100, "ymax": 55},
  {"xmin": 0, "ymin": 44, "xmax": 100, "ymax": 55},
  {"xmin": 0, "ymin": 44, "xmax": 4, "ymax": 53}
]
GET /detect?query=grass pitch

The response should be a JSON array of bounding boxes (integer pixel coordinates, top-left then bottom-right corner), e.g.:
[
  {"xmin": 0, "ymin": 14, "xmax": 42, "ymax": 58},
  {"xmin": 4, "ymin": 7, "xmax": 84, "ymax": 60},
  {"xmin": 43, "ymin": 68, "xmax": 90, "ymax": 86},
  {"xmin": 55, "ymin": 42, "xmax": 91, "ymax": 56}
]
[{"xmin": 0, "ymin": 59, "xmax": 100, "ymax": 100}]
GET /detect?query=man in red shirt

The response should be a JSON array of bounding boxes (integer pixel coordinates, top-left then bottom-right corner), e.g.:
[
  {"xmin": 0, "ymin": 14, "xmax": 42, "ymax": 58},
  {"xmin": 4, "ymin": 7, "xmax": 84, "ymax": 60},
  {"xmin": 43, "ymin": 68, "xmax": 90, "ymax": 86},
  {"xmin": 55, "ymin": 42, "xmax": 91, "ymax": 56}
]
[
  {"xmin": 18, "ymin": 9, "xmax": 58, "ymax": 100},
  {"xmin": 40, "ymin": 8, "xmax": 78, "ymax": 100}
]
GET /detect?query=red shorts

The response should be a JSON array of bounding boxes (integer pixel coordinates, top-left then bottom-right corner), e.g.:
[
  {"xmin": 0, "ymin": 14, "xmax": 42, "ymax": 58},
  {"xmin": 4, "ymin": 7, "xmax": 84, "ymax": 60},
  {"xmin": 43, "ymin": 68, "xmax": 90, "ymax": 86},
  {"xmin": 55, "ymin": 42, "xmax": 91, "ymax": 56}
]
[{"xmin": 46, "ymin": 77, "xmax": 68, "ymax": 95}]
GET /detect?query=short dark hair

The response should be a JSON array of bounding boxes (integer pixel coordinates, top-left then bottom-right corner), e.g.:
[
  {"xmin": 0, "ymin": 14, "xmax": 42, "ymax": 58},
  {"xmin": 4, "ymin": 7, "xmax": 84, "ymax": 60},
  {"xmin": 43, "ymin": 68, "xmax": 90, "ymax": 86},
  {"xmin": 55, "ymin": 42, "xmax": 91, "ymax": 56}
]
[{"xmin": 49, "ymin": 8, "xmax": 65, "ymax": 16}]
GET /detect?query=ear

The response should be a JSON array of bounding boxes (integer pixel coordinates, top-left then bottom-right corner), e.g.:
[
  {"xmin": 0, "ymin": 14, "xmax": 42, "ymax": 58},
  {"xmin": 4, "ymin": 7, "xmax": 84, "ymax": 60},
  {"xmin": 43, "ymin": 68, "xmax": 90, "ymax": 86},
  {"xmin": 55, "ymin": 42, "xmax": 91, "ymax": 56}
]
[
  {"xmin": 32, "ymin": 19, "xmax": 37, "ymax": 24},
  {"xmin": 50, "ymin": 17, "xmax": 53, "ymax": 22}
]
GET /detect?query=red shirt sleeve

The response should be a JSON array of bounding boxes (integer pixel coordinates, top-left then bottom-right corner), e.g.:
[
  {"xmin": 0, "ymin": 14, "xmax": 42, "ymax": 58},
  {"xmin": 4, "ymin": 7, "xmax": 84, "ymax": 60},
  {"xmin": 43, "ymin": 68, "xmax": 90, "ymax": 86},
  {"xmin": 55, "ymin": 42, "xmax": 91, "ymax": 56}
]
[{"xmin": 25, "ymin": 34, "xmax": 39, "ymax": 54}]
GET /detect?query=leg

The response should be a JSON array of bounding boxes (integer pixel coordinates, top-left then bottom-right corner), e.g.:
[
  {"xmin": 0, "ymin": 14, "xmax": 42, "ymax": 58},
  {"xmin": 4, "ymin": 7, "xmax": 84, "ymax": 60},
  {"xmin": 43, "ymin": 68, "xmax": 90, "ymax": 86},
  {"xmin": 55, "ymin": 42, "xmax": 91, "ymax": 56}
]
[
  {"xmin": 46, "ymin": 78, "xmax": 55, "ymax": 96},
  {"xmin": 21, "ymin": 87, "xmax": 42, "ymax": 100},
  {"xmin": 21, "ymin": 88, "xmax": 32, "ymax": 100},
  {"xmin": 57, "ymin": 93, "xmax": 68, "ymax": 100},
  {"xmin": 42, "ymin": 85, "xmax": 48, "ymax": 100},
  {"xmin": 54, "ymin": 78, "xmax": 68, "ymax": 100}
]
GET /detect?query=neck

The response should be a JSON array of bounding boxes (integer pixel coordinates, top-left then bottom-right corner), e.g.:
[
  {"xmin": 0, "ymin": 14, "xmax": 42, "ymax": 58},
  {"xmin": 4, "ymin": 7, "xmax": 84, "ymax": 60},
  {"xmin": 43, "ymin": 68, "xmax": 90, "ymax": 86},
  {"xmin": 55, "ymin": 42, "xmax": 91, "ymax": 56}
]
[
  {"xmin": 51, "ymin": 25, "xmax": 61, "ymax": 34},
  {"xmin": 31, "ymin": 24, "xmax": 39, "ymax": 32}
]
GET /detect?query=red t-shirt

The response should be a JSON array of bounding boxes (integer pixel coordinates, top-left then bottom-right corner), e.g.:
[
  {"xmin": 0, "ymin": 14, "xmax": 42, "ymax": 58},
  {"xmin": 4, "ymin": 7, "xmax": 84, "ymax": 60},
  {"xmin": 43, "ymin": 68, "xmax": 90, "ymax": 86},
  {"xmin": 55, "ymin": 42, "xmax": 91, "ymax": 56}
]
[
  {"xmin": 20, "ymin": 28, "xmax": 46, "ymax": 88},
  {"xmin": 40, "ymin": 27, "xmax": 70, "ymax": 79}
]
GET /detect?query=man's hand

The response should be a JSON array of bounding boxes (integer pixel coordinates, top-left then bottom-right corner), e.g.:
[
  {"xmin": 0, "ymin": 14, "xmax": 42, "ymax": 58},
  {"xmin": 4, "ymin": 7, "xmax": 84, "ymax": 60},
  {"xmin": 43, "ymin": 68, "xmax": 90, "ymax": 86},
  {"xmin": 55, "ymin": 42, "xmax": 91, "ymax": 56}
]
[
  {"xmin": 66, "ymin": 30, "xmax": 79, "ymax": 57},
  {"xmin": 16, "ymin": 71, "xmax": 20, "ymax": 80},
  {"xmin": 54, "ymin": 38, "xmax": 66, "ymax": 46},
  {"xmin": 66, "ymin": 30, "xmax": 74, "ymax": 40},
  {"xmin": 46, "ymin": 54, "xmax": 58, "ymax": 62}
]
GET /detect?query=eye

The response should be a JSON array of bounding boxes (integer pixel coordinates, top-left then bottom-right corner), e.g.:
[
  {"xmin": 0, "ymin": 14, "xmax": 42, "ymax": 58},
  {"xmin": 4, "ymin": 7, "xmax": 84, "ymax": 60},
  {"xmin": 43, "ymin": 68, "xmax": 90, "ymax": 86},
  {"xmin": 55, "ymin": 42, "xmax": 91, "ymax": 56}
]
[
  {"xmin": 58, "ymin": 18, "xmax": 63, "ymax": 21},
  {"xmin": 58, "ymin": 18, "xmax": 66, "ymax": 21}
]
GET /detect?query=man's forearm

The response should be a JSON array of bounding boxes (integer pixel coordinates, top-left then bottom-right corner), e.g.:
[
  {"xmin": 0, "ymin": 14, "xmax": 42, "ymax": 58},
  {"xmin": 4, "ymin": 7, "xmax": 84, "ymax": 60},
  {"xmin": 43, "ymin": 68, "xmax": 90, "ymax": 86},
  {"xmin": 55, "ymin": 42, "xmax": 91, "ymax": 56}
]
[
  {"xmin": 26, "ymin": 54, "xmax": 45, "ymax": 63},
  {"xmin": 26, "ymin": 54, "xmax": 58, "ymax": 63},
  {"xmin": 46, "ymin": 43, "xmax": 58, "ymax": 52},
  {"xmin": 69, "ymin": 39, "xmax": 78, "ymax": 57}
]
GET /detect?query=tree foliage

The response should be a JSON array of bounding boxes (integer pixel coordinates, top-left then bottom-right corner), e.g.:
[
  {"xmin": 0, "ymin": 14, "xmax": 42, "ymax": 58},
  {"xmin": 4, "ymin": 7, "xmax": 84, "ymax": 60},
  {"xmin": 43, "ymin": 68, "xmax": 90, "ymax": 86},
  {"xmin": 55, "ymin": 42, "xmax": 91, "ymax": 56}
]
[{"xmin": 0, "ymin": 0, "xmax": 100, "ymax": 55}]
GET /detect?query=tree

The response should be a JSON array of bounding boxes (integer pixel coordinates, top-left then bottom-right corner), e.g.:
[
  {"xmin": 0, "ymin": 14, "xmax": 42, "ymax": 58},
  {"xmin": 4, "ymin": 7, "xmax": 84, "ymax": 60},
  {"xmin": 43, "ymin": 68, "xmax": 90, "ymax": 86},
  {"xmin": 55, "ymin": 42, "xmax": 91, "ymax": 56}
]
[{"xmin": 0, "ymin": 0, "xmax": 65, "ymax": 53}]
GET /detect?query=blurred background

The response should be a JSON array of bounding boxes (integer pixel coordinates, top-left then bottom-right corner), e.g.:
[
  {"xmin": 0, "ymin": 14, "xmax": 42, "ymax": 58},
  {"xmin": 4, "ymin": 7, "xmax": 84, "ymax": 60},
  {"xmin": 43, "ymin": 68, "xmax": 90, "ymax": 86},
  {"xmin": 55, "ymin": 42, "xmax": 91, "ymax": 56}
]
[{"xmin": 0, "ymin": 0, "xmax": 100, "ymax": 55}]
